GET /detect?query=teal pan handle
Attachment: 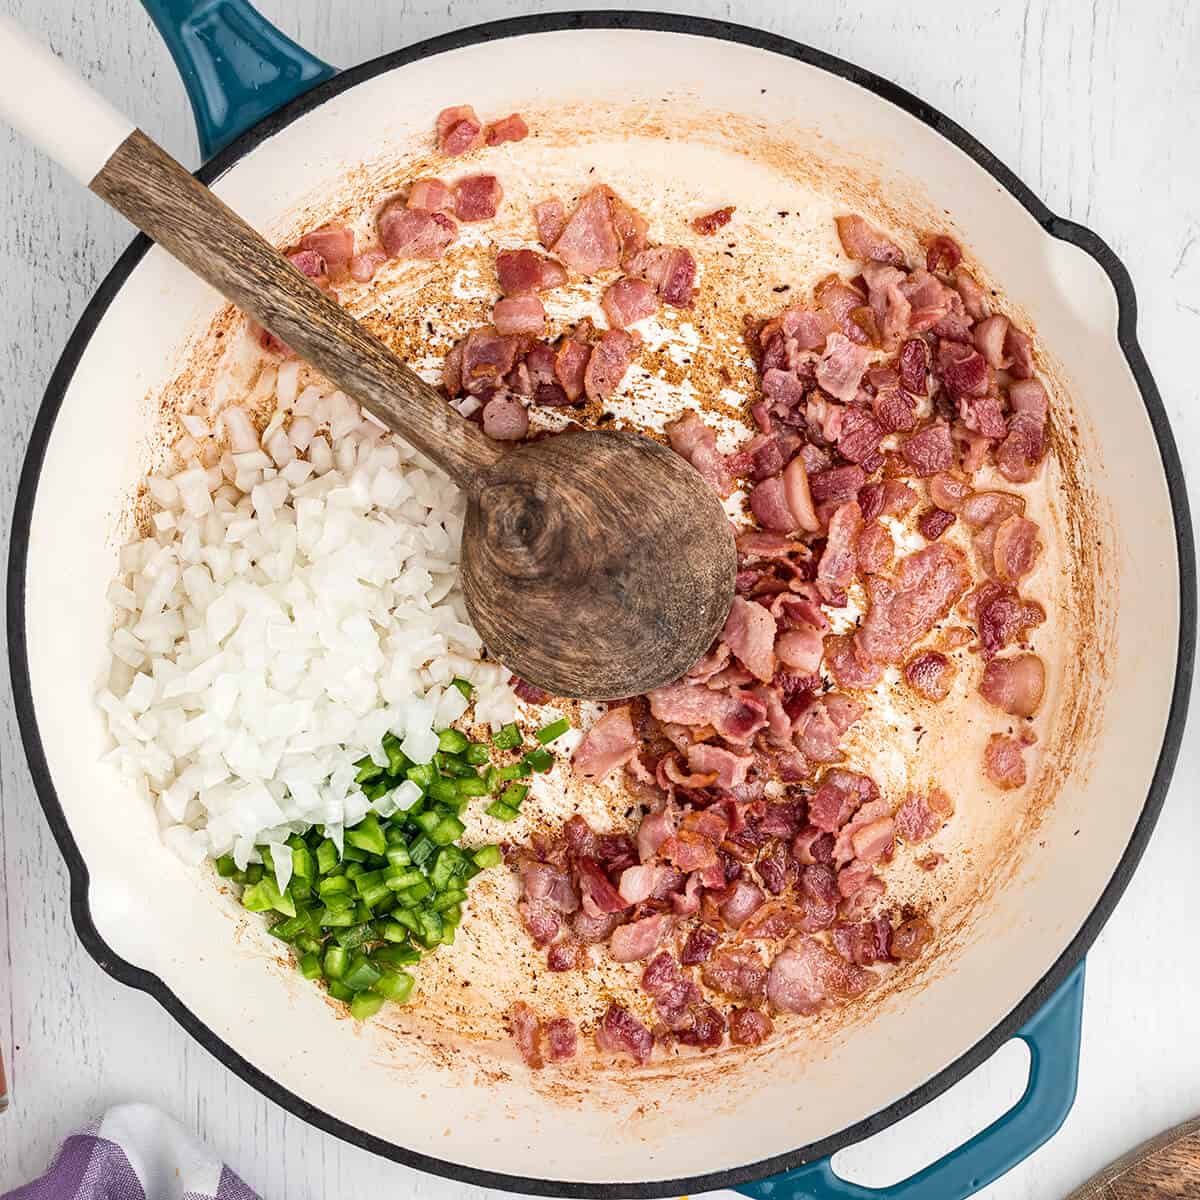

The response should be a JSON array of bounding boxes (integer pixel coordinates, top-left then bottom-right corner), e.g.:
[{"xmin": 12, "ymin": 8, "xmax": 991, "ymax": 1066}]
[
  {"xmin": 140, "ymin": 0, "xmax": 336, "ymax": 160},
  {"xmin": 736, "ymin": 961, "xmax": 1085, "ymax": 1200}
]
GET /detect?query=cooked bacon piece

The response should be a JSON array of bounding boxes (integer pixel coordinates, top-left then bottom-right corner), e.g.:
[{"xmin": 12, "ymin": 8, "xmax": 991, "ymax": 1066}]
[
  {"xmin": 299, "ymin": 224, "xmax": 354, "ymax": 268},
  {"xmin": 996, "ymin": 379, "xmax": 1049, "ymax": 482},
  {"xmin": 904, "ymin": 650, "xmax": 955, "ymax": 701},
  {"xmin": 534, "ymin": 197, "xmax": 566, "ymax": 248},
  {"xmin": 545, "ymin": 1016, "xmax": 578, "ymax": 1060},
  {"xmin": 547, "ymin": 941, "xmax": 583, "ymax": 972},
  {"xmin": 552, "ymin": 186, "xmax": 621, "ymax": 272},
  {"xmin": 973, "ymin": 314, "xmax": 1010, "ymax": 368},
  {"xmin": 602, "ymin": 277, "xmax": 658, "ymax": 328},
  {"xmin": 761, "ymin": 306, "xmax": 836, "ymax": 358},
  {"xmin": 701, "ymin": 946, "xmax": 767, "ymax": 1000},
  {"xmin": 776, "ymin": 626, "xmax": 824, "ymax": 674},
  {"xmin": 855, "ymin": 543, "xmax": 971, "ymax": 665},
  {"xmin": 647, "ymin": 681, "xmax": 768, "ymax": 743},
  {"xmin": 955, "ymin": 270, "xmax": 990, "ymax": 320},
  {"xmin": 980, "ymin": 653, "xmax": 1045, "ymax": 717},
  {"xmin": 688, "ymin": 642, "xmax": 731, "ymax": 683},
  {"xmin": 511, "ymin": 675, "xmax": 551, "ymax": 704},
  {"xmin": 407, "ymin": 177, "xmax": 455, "ymax": 213},
  {"xmin": 918, "ymin": 507, "xmax": 956, "ymax": 542},
  {"xmin": 493, "ymin": 294, "xmax": 545, "ymax": 336},
  {"xmin": 1005, "ymin": 325, "xmax": 1035, "ymax": 379},
  {"xmin": 454, "ymin": 174, "xmax": 503, "ymax": 222},
  {"xmin": 666, "ymin": 410, "xmax": 733, "ymax": 497},
  {"xmin": 958, "ymin": 392, "xmax": 1007, "ymax": 441},
  {"xmin": 818, "ymin": 501, "xmax": 862, "ymax": 598},
  {"xmin": 857, "ymin": 519, "xmax": 894, "ymax": 574},
  {"xmin": 798, "ymin": 866, "xmax": 840, "ymax": 930},
  {"xmin": 635, "ymin": 805, "xmax": 676, "ymax": 864},
  {"xmin": 740, "ymin": 899, "xmax": 806, "ymax": 940},
  {"xmin": 484, "ymin": 112, "xmax": 529, "ymax": 145},
  {"xmin": 548, "ymin": 335, "xmax": 588, "ymax": 403},
  {"xmin": 377, "ymin": 202, "xmax": 457, "ymax": 259},
  {"xmin": 793, "ymin": 826, "xmax": 835, "ymax": 865},
  {"xmin": 691, "ymin": 204, "xmax": 736, "ymax": 235},
  {"xmin": 895, "ymin": 788, "xmax": 953, "ymax": 843},
  {"xmin": 509, "ymin": 1001, "xmax": 543, "ymax": 1068},
  {"xmin": 816, "ymin": 333, "xmax": 871, "ymax": 403},
  {"xmin": 861, "ymin": 262, "xmax": 912, "ymax": 347},
  {"xmin": 687, "ymin": 743, "xmax": 753, "ymax": 789},
  {"xmin": 641, "ymin": 952, "xmax": 701, "ymax": 1030},
  {"xmin": 573, "ymin": 706, "xmax": 638, "ymax": 782},
  {"xmin": 349, "ymin": 249, "xmax": 387, "ymax": 282},
  {"xmin": 720, "ymin": 878, "xmax": 766, "ymax": 929},
  {"xmin": 663, "ymin": 810, "xmax": 729, "ymax": 873},
  {"xmin": 572, "ymin": 908, "xmax": 623, "ymax": 943},
  {"xmin": 961, "ymin": 489, "xmax": 1025, "ymax": 529},
  {"xmin": 436, "ymin": 104, "xmax": 484, "ymax": 155},
  {"xmin": 850, "ymin": 814, "xmax": 895, "ymax": 864},
  {"xmin": 901, "ymin": 422, "xmax": 956, "ymax": 476},
  {"xmin": 287, "ymin": 249, "xmax": 327, "ymax": 280},
  {"xmin": 447, "ymin": 326, "xmax": 522, "ymax": 396},
  {"xmin": 750, "ymin": 475, "xmax": 796, "ymax": 533},
  {"xmin": 576, "ymin": 859, "xmax": 629, "ymax": 919},
  {"xmin": 969, "ymin": 581, "xmax": 1046, "ymax": 658},
  {"xmin": 757, "ymin": 840, "xmax": 797, "ymax": 894},
  {"xmin": 898, "ymin": 337, "xmax": 929, "ymax": 394},
  {"xmin": 993, "ymin": 516, "xmax": 1042, "ymax": 583},
  {"xmin": 610, "ymin": 912, "xmax": 670, "ymax": 963},
  {"xmin": 831, "ymin": 916, "xmax": 893, "ymax": 966},
  {"xmin": 496, "ymin": 248, "xmax": 567, "ymax": 295},
  {"xmin": 836, "ymin": 214, "xmax": 906, "ymax": 266},
  {"xmin": 873, "ymin": 387, "xmax": 918, "ymax": 433},
  {"xmin": 625, "ymin": 245, "xmax": 697, "ymax": 306},
  {"xmin": 837, "ymin": 407, "xmax": 886, "ymax": 465},
  {"xmin": 767, "ymin": 936, "xmax": 875, "ymax": 1014},
  {"xmin": 793, "ymin": 693, "xmax": 864, "ymax": 763},
  {"xmin": 481, "ymin": 394, "xmax": 529, "ymax": 441},
  {"xmin": 721, "ymin": 596, "xmax": 776, "ymax": 682},
  {"xmin": 520, "ymin": 858, "xmax": 579, "ymax": 915},
  {"xmin": 782, "ymin": 456, "xmax": 821, "ymax": 533},
  {"xmin": 858, "ymin": 479, "xmax": 918, "ymax": 521},
  {"xmin": 809, "ymin": 464, "xmax": 867, "ymax": 506},
  {"xmin": 891, "ymin": 917, "xmax": 935, "ymax": 961},
  {"xmin": 583, "ymin": 329, "xmax": 638, "ymax": 403},
  {"xmin": 929, "ymin": 472, "xmax": 972, "ymax": 512},
  {"xmin": 939, "ymin": 342, "xmax": 989, "ymax": 399},
  {"xmin": 519, "ymin": 899, "xmax": 561, "ymax": 946},
  {"xmin": 824, "ymin": 633, "xmax": 884, "ymax": 689},
  {"xmin": 925, "ymin": 234, "xmax": 962, "ymax": 273},
  {"xmin": 595, "ymin": 1003, "xmax": 654, "ymax": 1063},
  {"xmin": 806, "ymin": 768, "xmax": 873, "ymax": 835},
  {"xmin": 675, "ymin": 1002, "xmax": 727, "ymax": 1048},
  {"xmin": 729, "ymin": 1007, "xmax": 774, "ymax": 1046},
  {"xmin": 984, "ymin": 733, "xmax": 1027, "ymax": 789},
  {"xmin": 680, "ymin": 923, "xmax": 720, "ymax": 966}
]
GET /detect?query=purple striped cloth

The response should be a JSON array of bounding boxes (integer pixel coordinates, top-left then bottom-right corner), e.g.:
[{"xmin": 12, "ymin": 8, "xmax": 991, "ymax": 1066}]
[{"xmin": 2, "ymin": 1105, "xmax": 259, "ymax": 1200}]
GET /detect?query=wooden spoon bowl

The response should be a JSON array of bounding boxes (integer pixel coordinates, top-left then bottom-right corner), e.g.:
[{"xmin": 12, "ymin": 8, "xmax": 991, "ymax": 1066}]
[{"xmin": 462, "ymin": 429, "xmax": 736, "ymax": 699}]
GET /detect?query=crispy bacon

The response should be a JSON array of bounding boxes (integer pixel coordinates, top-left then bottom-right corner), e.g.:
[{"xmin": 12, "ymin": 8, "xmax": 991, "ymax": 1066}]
[
  {"xmin": 702, "ymin": 946, "xmax": 768, "ymax": 1000},
  {"xmin": 595, "ymin": 1003, "xmax": 654, "ymax": 1063},
  {"xmin": 436, "ymin": 104, "xmax": 484, "ymax": 155},
  {"xmin": 574, "ymin": 706, "xmax": 639, "ymax": 781},
  {"xmin": 895, "ymin": 788, "xmax": 953, "ymax": 843},
  {"xmin": 969, "ymin": 581, "xmax": 1046, "ymax": 658},
  {"xmin": 667, "ymin": 410, "xmax": 734, "ymax": 497},
  {"xmin": 729, "ymin": 1007, "xmax": 774, "ymax": 1045},
  {"xmin": 816, "ymin": 333, "xmax": 872, "ymax": 403},
  {"xmin": 767, "ymin": 936, "xmax": 875, "ymax": 1014},
  {"xmin": 610, "ymin": 912, "xmax": 670, "ymax": 962},
  {"xmin": 836, "ymin": 214, "xmax": 906, "ymax": 266},
  {"xmin": 299, "ymin": 225, "xmax": 354, "ymax": 268},
  {"xmin": 407, "ymin": 177, "xmax": 455, "ymax": 213},
  {"xmin": 903, "ymin": 650, "xmax": 955, "ymax": 700},
  {"xmin": 901, "ymin": 422, "xmax": 956, "ymax": 476},
  {"xmin": 496, "ymin": 249, "xmax": 567, "ymax": 295},
  {"xmin": 984, "ymin": 733, "xmax": 1028, "ymax": 789},
  {"xmin": 545, "ymin": 1016, "xmax": 578, "ymax": 1059},
  {"xmin": 509, "ymin": 1001, "xmax": 543, "ymax": 1068},
  {"xmin": 493, "ymin": 295, "xmax": 545, "ymax": 336},
  {"xmin": 583, "ymin": 329, "xmax": 638, "ymax": 403},
  {"xmin": 484, "ymin": 113, "xmax": 529, "ymax": 145},
  {"xmin": 625, "ymin": 246, "xmax": 697, "ymax": 306},
  {"xmin": 377, "ymin": 202, "xmax": 457, "ymax": 259},
  {"xmin": 602, "ymin": 277, "xmax": 658, "ymax": 328},
  {"xmin": 979, "ymin": 653, "xmax": 1045, "ymax": 717},
  {"xmin": 693, "ymin": 205, "xmax": 736, "ymax": 234}
]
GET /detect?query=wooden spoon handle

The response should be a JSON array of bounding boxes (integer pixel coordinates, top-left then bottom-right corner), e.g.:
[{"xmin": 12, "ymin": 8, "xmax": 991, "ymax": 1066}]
[
  {"xmin": 0, "ymin": 17, "xmax": 502, "ymax": 487},
  {"xmin": 1065, "ymin": 1117, "xmax": 1200, "ymax": 1198}
]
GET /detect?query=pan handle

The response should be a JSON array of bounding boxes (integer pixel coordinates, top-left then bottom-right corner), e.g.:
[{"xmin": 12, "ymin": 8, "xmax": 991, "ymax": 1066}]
[
  {"xmin": 139, "ymin": 0, "xmax": 335, "ymax": 160},
  {"xmin": 735, "ymin": 962, "xmax": 1085, "ymax": 1200}
]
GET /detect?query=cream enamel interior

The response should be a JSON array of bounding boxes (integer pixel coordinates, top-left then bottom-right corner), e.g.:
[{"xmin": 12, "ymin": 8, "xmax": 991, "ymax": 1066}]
[{"xmin": 20, "ymin": 28, "xmax": 1181, "ymax": 1185}]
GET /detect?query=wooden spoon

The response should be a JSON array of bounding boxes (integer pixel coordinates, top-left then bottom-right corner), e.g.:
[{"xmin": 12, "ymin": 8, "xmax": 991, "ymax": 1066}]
[
  {"xmin": 0, "ymin": 20, "xmax": 735, "ymax": 700},
  {"xmin": 1065, "ymin": 1117, "xmax": 1200, "ymax": 1198}
]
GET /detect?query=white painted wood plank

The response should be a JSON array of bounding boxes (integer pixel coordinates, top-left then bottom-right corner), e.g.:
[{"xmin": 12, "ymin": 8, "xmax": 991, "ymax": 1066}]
[{"xmin": 1, "ymin": 2, "xmax": 1196, "ymax": 1198}]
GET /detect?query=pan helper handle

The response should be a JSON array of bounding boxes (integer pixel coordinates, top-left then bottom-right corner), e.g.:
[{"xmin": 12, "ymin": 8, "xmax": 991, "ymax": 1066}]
[
  {"xmin": 139, "ymin": 0, "xmax": 336, "ymax": 160},
  {"xmin": 735, "ymin": 962, "xmax": 1085, "ymax": 1200}
]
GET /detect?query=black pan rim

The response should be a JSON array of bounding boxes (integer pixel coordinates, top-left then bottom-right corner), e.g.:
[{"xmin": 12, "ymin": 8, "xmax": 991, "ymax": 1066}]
[{"xmin": 6, "ymin": 10, "xmax": 1194, "ymax": 1198}]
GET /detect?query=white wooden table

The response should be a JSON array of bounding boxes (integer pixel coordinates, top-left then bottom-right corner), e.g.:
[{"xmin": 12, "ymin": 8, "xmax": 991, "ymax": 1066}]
[{"xmin": 1, "ymin": 1, "xmax": 1197, "ymax": 1196}]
